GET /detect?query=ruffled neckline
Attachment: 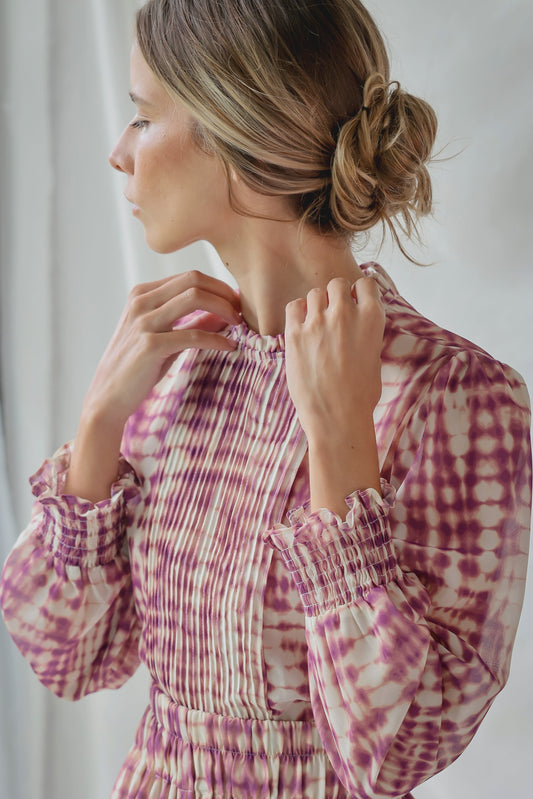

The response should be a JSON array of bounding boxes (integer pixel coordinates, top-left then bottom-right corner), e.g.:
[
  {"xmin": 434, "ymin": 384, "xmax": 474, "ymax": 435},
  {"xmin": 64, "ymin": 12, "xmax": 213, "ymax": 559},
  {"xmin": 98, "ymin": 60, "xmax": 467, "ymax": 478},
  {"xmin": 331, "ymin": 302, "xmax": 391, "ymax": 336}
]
[
  {"xmin": 224, "ymin": 262, "xmax": 397, "ymax": 355},
  {"xmin": 226, "ymin": 318, "xmax": 285, "ymax": 354}
]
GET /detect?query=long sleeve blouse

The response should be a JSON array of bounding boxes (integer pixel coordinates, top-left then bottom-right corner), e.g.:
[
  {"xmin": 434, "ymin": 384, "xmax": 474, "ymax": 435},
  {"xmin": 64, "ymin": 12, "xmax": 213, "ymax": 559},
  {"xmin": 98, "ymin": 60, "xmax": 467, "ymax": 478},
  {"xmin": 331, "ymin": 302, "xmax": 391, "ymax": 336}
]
[{"xmin": 0, "ymin": 263, "xmax": 531, "ymax": 799}]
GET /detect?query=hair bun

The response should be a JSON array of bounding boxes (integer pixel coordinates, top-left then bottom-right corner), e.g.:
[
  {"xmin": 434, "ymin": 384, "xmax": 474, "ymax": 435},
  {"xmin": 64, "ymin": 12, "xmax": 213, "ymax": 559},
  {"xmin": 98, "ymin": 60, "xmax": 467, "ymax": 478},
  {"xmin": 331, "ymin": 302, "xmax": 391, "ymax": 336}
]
[
  {"xmin": 330, "ymin": 72, "xmax": 438, "ymax": 250},
  {"xmin": 137, "ymin": 0, "xmax": 438, "ymax": 262}
]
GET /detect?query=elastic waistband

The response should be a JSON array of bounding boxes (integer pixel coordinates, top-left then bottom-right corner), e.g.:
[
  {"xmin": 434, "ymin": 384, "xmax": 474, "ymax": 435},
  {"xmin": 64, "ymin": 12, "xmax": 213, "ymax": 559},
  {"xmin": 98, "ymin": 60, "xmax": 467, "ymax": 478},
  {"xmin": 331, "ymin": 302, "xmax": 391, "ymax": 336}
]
[{"xmin": 149, "ymin": 683, "xmax": 325, "ymax": 758}]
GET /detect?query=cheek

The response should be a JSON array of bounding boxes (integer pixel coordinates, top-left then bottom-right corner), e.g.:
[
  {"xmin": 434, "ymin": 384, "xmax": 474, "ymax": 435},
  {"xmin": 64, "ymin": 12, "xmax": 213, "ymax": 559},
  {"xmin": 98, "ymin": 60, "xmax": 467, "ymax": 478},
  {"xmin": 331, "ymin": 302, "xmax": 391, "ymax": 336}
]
[
  {"xmin": 136, "ymin": 132, "xmax": 186, "ymax": 182},
  {"xmin": 156, "ymin": 138, "xmax": 187, "ymax": 172},
  {"xmin": 134, "ymin": 130, "xmax": 227, "ymax": 219}
]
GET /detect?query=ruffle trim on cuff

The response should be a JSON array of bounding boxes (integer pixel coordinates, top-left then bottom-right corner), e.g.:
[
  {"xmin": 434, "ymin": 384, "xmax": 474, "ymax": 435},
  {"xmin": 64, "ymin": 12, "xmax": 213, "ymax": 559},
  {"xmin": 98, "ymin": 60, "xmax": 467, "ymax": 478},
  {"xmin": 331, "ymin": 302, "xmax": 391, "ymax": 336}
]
[
  {"xmin": 265, "ymin": 478, "xmax": 396, "ymax": 550},
  {"xmin": 29, "ymin": 441, "xmax": 141, "ymax": 567},
  {"xmin": 262, "ymin": 479, "xmax": 399, "ymax": 616}
]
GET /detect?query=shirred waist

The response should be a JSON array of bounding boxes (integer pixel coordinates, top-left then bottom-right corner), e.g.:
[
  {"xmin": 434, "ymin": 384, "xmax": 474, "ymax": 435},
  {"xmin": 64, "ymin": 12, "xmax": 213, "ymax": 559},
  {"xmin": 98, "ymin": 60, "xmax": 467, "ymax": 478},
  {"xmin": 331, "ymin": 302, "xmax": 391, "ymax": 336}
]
[{"xmin": 149, "ymin": 683, "xmax": 326, "ymax": 759}]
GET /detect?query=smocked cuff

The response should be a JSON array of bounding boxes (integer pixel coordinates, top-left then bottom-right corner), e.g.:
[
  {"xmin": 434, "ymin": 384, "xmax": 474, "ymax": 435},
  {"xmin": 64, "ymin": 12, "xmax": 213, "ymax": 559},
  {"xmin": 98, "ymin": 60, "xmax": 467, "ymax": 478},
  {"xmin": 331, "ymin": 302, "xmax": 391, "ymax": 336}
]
[
  {"xmin": 263, "ymin": 479, "xmax": 398, "ymax": 616},
  {"xmin": 29, "ymin": 441, "xmax": 141, "ymax": 568}
]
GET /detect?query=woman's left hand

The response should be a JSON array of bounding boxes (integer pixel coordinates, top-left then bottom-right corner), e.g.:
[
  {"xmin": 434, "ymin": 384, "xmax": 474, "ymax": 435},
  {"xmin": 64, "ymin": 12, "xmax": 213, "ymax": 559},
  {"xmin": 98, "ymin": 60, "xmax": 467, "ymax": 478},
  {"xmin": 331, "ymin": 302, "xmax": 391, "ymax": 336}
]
[{"xmin": 284, "ymin": 276, "xmax": 385, "ymax": 443}]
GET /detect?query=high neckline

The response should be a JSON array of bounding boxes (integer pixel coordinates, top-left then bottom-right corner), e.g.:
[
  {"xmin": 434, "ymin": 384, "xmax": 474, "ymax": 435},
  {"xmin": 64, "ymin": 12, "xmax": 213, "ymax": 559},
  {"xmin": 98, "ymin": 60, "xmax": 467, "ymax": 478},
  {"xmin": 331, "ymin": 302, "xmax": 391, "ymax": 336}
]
[
  {"xmin": 224, "ymin": 262, "xmax": 397, "ymax": 356},
  {"xmin": 226, "ymin": 318, "xmax": 286, "ymax": 354}
]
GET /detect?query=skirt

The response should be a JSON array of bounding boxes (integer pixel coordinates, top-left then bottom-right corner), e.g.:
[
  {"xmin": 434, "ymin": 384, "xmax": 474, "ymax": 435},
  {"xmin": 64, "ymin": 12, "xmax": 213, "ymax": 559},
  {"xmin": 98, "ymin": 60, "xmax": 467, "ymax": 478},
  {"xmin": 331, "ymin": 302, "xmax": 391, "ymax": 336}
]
[{"xmin": 110, "ymin": 682, "xmax": 352, "ymax": 798}]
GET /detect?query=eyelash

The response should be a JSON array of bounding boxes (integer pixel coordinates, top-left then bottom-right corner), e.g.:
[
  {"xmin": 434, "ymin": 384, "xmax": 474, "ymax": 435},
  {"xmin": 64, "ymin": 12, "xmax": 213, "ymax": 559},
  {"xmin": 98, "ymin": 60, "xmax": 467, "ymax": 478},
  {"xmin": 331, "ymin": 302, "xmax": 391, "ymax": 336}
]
[{"xmin": 129, "ymin": 119, "xmax": 149, "ymax": 130}]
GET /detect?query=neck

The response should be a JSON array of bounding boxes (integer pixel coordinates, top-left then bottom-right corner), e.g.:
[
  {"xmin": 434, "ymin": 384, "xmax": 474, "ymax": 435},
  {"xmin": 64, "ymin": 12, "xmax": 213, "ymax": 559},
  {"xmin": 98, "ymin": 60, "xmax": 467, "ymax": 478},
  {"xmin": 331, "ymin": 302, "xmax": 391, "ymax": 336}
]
[{"xmin": 210, "ymin": 217, "xmax": 364, "ymax": 336}]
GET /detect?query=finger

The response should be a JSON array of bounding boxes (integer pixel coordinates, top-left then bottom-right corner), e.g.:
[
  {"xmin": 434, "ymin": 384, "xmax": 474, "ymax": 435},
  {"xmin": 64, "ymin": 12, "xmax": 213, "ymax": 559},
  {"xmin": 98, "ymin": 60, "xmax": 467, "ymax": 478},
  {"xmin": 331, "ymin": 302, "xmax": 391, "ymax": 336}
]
[
  {"xmin": 285, "ymin": 297, "xmax": 307, "ymax": 328},
  {"xmin": 351, "ymin": 276, "xmax": 382, "ymax": 305},
  {"xmin": 174, "ymin": 271, "xmax": 241, "ymax": 311},
  {"xmin": 326, "ymin": 277, "xmax": 353, "ymax": 307},
  {"xmin": 177, "ymin": 310, "xmax": 233, "ymax": 333},
  {"xmin": 129, "ymin": 274, "xmax": 178, "ymax": 295},
  {"xmin": 150, "ymin": 287, "xmax": 242, "ymax": 330},
  {"xmin": 306, "ymin": 286, "xmax": 328, "ymax": 315},
  {"xmin": 132, "ymin": 270, "xmax": 241, "ymax": 313}
]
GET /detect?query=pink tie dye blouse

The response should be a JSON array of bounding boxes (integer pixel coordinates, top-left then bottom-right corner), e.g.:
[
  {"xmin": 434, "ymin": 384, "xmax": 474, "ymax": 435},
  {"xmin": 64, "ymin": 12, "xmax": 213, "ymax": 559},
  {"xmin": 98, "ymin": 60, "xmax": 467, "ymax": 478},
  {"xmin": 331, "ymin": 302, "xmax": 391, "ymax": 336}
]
[{"xmin": 1, "ymin": 263, "xmax": 531, "ymax": 799}]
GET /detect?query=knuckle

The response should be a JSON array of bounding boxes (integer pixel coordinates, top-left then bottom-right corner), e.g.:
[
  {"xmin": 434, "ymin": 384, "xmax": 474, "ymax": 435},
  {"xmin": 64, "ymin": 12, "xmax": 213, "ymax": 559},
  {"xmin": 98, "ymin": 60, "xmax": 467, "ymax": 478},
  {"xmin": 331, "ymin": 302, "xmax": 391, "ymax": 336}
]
[
  {"xmin": 365, "ymin": 277, "xmax": 381, "ymax": 298},
  {"xmin": 369, "ymin": 299, "xmax": 386, "ymax": 319},
  {"xmin": 140, "ymin": 330, "xmax": 158, "ymax": 352},
  {"xmin": 307, "ymin": 314, "xmax": 322, "ymax": 332},
  {"xmin": 286, "ymin": 297, "xmax": 302, "ymax": 310},
  {"xmin": 185, "ymin": 269, "xmax": 202, "ymax": 287},
  {"xmin": 129, "ymin": 292, "xmax": 149, "ymax": 315},
  {"xmin": 184, "ymin": 285, "xmax": 202, "ymax": 303},
  {"xmin": 187, "ymin": 328, "xmax": 202, "ymax": 346},
  {"xmin": 129, "ymin": 282, "xmax": 145, "ymax": 298},
  {"xmin": 329, "ymin": 276, "xmax": 349, "ymax": 289},
  {"xmin": 139, "ymin": 308, "xmax": 157, "ymax": 332},
  {"xmin": 286, "ymin": 299, "xmax": 304, "ymax": 318}
]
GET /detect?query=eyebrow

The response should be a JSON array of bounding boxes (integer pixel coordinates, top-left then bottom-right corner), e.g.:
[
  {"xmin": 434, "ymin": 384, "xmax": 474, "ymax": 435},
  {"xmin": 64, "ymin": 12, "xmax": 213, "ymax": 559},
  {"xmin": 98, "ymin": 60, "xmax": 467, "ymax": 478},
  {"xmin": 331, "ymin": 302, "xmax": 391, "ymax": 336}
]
[{"xmin": 129, "ymin": 91, "xmax": 154, "ymax": 108}]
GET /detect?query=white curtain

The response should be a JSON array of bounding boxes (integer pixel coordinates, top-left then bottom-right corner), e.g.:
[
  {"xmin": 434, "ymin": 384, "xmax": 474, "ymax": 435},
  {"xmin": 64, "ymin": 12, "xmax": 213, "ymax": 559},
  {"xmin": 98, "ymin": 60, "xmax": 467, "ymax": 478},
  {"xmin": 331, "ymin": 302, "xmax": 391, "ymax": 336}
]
[{"xmin": 0, "ymin": 1, "xmax": 531, "ymax": 797}]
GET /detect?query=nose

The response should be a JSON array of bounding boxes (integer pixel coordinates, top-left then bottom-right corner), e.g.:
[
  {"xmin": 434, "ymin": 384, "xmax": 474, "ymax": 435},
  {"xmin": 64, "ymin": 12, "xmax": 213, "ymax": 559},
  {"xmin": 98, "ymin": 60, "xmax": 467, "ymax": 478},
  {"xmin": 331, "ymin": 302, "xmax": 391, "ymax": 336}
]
[
  {"xmin": 109, "ymin": 127, "xmax": 133, "ymax": 174},
  {"xmin": 109, "ymin": 147, "xmax": 125, "ymax": 173}
]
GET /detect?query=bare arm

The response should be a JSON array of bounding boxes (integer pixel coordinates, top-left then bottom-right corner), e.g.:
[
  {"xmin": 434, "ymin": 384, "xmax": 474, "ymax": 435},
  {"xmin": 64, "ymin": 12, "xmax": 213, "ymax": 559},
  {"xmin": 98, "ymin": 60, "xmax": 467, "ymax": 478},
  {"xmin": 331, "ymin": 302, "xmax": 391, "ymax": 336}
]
[
  {"xmin": 63, "ymin": 409, "xmax": 125, "ymax": 503},
  {"xmin": 285, "ymin": 276, "xmax": 384, "ymax": 516}
]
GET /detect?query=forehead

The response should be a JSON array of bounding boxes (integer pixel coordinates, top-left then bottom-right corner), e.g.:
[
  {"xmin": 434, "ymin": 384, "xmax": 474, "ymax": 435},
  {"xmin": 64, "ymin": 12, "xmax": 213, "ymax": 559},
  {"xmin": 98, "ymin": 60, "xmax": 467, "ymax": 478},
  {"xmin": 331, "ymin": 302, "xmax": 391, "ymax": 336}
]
[
  {"xmin": 128, "ymin": 41, "xmax": 198, "ymax": 130},
  {"xmin": 129, "ymin": 42, "xmax": 170, "ymax": 108}
]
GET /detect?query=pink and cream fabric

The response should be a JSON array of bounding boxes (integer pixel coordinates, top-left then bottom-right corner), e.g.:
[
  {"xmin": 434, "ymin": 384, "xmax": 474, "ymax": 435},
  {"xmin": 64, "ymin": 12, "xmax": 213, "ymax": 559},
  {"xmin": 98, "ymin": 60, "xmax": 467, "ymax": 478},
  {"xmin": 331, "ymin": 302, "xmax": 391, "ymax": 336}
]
[{"xmin": 1, "ymin": 263, "xmax": 530, "ymax": 799}]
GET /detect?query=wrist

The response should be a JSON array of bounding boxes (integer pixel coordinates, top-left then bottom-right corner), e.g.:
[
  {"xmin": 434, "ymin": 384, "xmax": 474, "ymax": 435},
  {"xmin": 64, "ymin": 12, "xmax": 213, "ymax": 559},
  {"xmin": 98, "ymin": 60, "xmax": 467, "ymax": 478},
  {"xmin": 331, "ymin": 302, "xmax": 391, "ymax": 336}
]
[
  {"xmin": 64, "ymin": 406, "xmax": 126, "ymax": 503},
  {"xmin": 307, "ymin": 415, "xmax": 381, "ymax": 515},
  {"xmin": 306, "ymin": 408, "xmax": 376, "ymax": 454},
  {"xmin": 79, "ymin": 398, "xmax": 128, "ymax": 441}
]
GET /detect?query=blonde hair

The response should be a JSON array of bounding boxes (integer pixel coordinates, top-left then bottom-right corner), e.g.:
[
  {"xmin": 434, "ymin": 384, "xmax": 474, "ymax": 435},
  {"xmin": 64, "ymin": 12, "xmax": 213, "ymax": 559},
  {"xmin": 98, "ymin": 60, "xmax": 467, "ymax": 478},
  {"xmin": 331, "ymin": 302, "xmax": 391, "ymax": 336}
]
[{"xmin": 136, "ymin": 0, "xmax": 438, "ymax": 258}]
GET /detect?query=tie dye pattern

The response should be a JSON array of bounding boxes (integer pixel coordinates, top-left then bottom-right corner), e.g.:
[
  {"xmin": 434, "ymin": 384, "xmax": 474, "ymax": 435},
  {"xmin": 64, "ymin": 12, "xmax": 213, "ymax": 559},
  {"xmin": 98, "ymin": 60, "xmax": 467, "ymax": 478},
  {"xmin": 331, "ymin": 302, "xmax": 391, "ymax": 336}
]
[{"xmin": 0, "ymin": 263, "xmax": 530, "ymax": 798}]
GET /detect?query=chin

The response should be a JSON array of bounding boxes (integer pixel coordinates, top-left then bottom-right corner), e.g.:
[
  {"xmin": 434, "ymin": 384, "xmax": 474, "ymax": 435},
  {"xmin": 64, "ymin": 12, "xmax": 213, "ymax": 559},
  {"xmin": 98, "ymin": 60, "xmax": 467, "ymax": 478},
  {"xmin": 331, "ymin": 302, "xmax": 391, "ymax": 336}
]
[
  {"xmin": 144, "ymin": 227, "xmax": 200, "ymax": 255},
  {"xmin": 144, "ymin": 231, "xmax": 196, "ymax": 255}
]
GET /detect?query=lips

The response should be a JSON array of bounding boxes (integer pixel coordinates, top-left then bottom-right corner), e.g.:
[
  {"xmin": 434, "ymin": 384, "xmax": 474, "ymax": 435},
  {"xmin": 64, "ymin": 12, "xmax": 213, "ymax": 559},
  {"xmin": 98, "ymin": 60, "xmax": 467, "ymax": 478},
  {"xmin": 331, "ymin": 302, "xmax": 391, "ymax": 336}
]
[{"xmin": 124, "ymin": 194, "xmax": 140, "ymax": 214}]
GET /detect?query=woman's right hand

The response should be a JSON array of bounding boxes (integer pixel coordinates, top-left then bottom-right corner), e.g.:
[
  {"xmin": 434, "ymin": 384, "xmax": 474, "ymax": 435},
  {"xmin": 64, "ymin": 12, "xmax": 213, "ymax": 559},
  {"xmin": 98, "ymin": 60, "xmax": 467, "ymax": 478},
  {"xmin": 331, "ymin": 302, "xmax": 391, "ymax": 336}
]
[
  {"xmin": 82, "ymin": 270, "xmax": 241, "ymax": 429},
  {"xmin": 63, "ymin": 271, "xmax": 240, "ymax": 502}
]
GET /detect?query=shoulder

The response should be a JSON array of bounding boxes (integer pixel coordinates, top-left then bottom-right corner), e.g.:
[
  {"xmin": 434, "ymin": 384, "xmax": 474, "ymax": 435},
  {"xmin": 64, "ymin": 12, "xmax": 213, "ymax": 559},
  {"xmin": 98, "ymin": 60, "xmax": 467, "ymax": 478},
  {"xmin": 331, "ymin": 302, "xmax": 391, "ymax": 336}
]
[
  {"xmin": 367, "ymin": 264, "xmax": 530, "ymax": 496},
  {"xmin": 365, "ymin": 263, "xmax": 530, "ymax": 417}
]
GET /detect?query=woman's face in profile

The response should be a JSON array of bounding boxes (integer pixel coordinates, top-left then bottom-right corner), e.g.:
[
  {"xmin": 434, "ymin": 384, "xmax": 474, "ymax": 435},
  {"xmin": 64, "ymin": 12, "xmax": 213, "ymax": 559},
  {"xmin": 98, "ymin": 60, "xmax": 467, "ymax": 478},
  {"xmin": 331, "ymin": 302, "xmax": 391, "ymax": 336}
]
[{"xmin": 109, "ymin": 42, "xmax": 232, "ymax": 254}]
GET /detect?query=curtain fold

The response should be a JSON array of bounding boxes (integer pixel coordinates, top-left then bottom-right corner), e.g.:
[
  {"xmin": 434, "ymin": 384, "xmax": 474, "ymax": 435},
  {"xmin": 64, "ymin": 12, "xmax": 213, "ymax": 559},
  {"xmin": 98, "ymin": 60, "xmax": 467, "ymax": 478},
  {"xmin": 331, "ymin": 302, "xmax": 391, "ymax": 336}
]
[
  {"xmin": 0, "ymin": 2, "xmax": 213, "ymax": 797},
  {"xmin": 0, "ymin": 408, "xmax": 42, "ymax": 799}
]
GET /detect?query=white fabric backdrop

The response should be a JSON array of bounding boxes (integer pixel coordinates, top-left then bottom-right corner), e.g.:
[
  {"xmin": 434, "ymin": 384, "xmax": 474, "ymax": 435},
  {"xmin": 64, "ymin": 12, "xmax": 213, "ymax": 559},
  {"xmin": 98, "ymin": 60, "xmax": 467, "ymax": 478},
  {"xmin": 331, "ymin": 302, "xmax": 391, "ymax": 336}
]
[{"xmin": 0, "ymin": 1, "xmax": 531, "ymax": 797}]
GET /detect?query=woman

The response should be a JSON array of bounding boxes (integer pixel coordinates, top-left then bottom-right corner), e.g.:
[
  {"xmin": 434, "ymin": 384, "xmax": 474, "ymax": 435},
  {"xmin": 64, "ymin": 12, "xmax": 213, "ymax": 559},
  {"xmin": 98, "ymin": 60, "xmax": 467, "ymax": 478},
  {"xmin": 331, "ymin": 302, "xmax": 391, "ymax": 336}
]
[{"xmin": 0, "ymin": 1, "xmax": 530, "ymax": 797}]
